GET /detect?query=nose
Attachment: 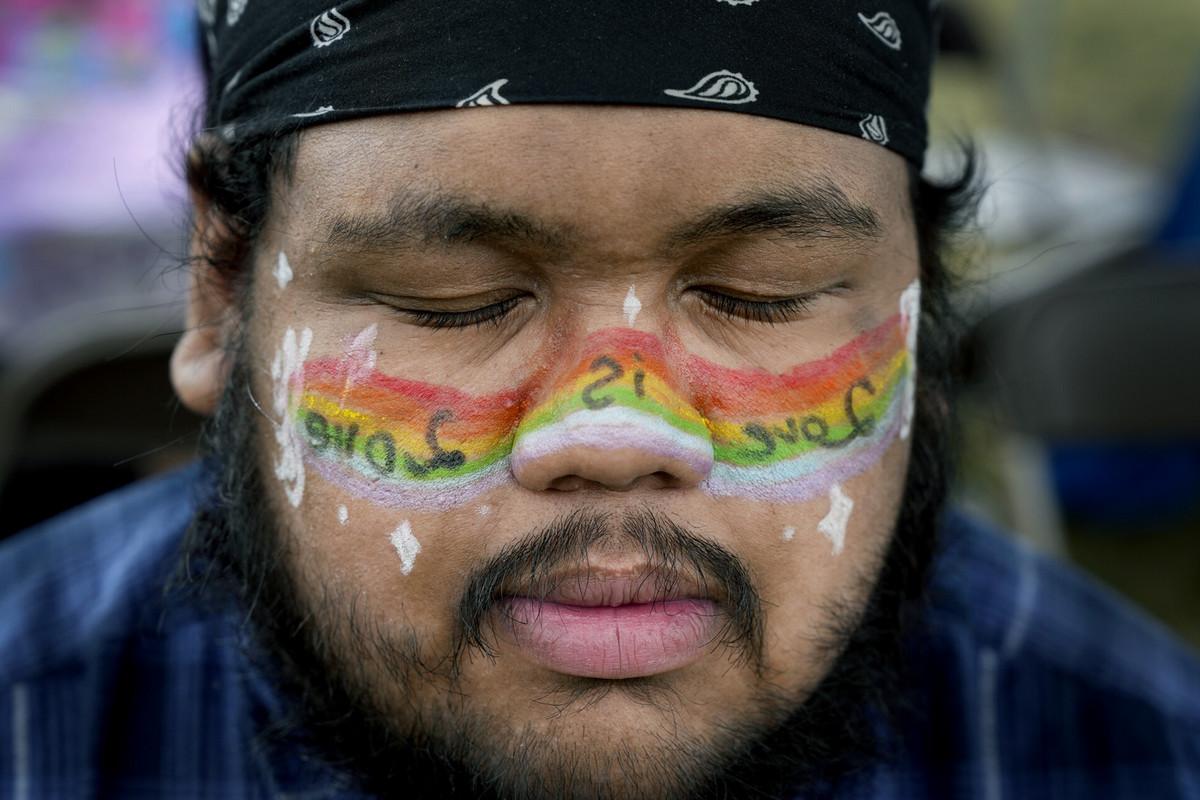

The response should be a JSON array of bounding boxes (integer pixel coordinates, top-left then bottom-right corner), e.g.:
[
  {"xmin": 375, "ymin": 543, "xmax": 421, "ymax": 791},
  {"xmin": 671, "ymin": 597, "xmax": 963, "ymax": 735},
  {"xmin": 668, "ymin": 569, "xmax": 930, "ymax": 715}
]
[{"xmin": 510, "ymin": 406, "xmax": 714, "ymax": 491}]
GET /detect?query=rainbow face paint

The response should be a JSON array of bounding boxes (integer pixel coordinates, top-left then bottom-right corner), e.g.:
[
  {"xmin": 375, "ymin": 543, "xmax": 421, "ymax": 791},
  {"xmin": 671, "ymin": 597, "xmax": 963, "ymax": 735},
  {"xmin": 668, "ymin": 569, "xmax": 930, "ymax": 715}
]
[
  {"xmin": 294, "ymin": 283, "xmax": 917, "ymax": 510},
  {"xmin": 691, "ymin": 315, "xmax": 907, "ymax": 504},
  {"xmin": 300, "ymin": 356, "xmax": 525, "ymax": 510},
  {"xmin": 509, "ymin": 328, "xmax": 714, "ymax": 483}
]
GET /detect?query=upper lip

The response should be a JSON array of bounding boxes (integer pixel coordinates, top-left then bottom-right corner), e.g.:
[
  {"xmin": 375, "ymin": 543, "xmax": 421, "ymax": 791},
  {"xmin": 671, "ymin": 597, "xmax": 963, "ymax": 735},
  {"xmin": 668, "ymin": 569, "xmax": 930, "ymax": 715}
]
[{"xmin": 502, "ymin": 566, "xmax": 721, "ymax": 608}]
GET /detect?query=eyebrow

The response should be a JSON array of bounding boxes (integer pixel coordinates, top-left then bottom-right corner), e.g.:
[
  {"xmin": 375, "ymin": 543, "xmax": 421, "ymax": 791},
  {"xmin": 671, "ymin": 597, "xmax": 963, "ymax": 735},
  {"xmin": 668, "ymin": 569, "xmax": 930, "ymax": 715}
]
[
  {"xmin": 663, "ymin": 180, "xmax": 882, "ymax": 254},
  {"xmin": 319, "ymin": 178, "xmax": 881, "ymax": 258},
  {"xmin": 323, "ymin": 190, "xmax": 575, "ymax": 254}
]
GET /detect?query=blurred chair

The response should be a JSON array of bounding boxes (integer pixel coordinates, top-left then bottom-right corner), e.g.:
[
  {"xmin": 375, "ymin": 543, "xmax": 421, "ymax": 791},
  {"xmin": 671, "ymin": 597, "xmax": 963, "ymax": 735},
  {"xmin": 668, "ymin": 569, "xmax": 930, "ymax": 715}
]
[
  {"xmin": 0, "ymin": 300, "xmax": 202, "ymax": 537},
  {"xmin": 964, "ymin": 70, "xmax": 1200, "ymax": 552},
  {"xmin": 968, "ymin": 248, "xmax": 1200, "ymax": 552}
]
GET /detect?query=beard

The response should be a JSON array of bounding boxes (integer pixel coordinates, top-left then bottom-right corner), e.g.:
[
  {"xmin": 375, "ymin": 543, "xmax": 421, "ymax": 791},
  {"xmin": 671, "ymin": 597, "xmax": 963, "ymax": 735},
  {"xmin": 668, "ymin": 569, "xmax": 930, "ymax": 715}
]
[{"xmin": 172, "ymin": 310, "xmax": 955, "ymax": 799}]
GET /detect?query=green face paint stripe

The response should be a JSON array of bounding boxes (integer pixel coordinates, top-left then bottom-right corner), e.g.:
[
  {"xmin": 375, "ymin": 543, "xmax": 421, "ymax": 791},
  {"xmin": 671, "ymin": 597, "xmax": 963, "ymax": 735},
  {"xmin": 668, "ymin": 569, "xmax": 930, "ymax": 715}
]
[
  {"xmin": 709, "ymin": 368, "xmax": 904, "ymax": 465},
  {"xmin": 294, "ymin": 407, "xmax": 513, "ymax": 482}
]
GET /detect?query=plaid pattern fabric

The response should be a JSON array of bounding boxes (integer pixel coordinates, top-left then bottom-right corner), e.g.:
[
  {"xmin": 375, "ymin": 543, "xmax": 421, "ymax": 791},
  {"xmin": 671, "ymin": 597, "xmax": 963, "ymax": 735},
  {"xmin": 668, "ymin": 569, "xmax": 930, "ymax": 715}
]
[{"xmin": 0, "ymin": 464, "xmax": 1197, "ymax": 799}]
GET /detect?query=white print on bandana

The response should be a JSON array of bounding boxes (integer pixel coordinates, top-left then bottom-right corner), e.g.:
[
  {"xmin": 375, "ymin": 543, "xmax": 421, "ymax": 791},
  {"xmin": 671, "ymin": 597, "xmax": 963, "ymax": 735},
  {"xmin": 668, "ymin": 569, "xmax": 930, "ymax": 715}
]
[
  {"xmin": 457, "ymin": 79, "xmax": 511, "ymax": 108},
  {"xmin": 817, "ymin": 482, "xmax": 854, "ymax": 555},
  {"xmin": 293, "ymin": 105, "xmax": 334, "ymax": 118},
  {"xmin": 274, "ymin": 251, "xmax": 293, "ymax": 289},
  {"xmin": 271, "ymin": 327, "xmax": 313, "ymax": 507},
  {"xmin": 223, "ymin": 68, "xmax": 243, "ymax": 96},
  {"xmin": 898, "ymin": 279, "xmax": 921, "ymax": 440},
  {"xmin": 623, "ymin": 285, "xmax": 642, "ymax": 326},
  {"xmin": 311, "ymin": 8, "xmax": 350, "ymax": 48},
  {"xmin": 858, "ymin": 11, "xmax": 903, "ymax": 50},
  {"xmin": 226, "ymin": 0, "xmax": 248, "ymax": 27},
  {"xmin": 859, "ymin": 114, "xmax": 889, "ymax": 146},
  {"xmin": 390, "ymin": 520, "xmax": 422, "ymax": 575},
  {"xmin": 716, "ymin": 0, "xmax": 760, "ymax": 5},
  {"xmin": 664, "ymin": 70, "xmax": 759, "ymax": 105},
  {"xmin": 197, "ymin": 0, "xmax": 216, "ymax": 27}
]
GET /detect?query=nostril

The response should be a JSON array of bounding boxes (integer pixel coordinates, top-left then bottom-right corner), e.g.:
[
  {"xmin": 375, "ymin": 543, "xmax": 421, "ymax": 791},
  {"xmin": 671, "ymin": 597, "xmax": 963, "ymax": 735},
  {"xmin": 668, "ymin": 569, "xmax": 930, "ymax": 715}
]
[
  {"xmin": 648, "ymin": 470, "xmax": 682, "ymax": 489},
  {"xmin": 545, "ymin": 471, "xmax": 683, "ymax": 493},
  {"xmin": 546, "ymin": 475, "xmax": 588, "ymax": 492},
  {"xmin": 511, "ymin": 433, "xmax": 714, "ymax": 492}
]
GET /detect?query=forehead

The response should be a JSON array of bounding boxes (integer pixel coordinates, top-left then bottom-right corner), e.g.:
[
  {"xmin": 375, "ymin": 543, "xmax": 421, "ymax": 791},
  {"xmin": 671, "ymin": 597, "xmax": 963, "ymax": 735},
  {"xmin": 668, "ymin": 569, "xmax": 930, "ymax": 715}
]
[{"xmin": 283, "ymin": 105, "xmax": 912, "ymax": 259}]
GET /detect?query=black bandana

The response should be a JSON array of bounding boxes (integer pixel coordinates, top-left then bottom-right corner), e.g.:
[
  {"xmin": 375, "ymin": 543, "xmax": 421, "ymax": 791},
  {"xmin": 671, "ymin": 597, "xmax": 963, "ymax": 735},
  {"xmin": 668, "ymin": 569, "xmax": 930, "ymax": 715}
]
[{"xmin": 198, "ymin": 0, "xmax": 934, "ymax": 165}]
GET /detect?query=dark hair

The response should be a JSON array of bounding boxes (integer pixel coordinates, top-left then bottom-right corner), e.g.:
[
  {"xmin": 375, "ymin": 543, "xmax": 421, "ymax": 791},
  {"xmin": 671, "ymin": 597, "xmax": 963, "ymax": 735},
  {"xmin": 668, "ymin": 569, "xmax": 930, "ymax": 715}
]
[{"xmin": 186, "ymin": 132, "xmax": 298, "ymax": 301}]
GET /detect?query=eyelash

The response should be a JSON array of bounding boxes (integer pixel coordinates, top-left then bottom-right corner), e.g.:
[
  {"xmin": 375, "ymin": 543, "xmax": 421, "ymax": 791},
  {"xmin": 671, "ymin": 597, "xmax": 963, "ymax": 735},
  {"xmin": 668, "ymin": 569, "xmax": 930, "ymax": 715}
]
[
  {"xmin": 393, "ymin": 289, "xmax": 823, "ymax": 329},
  {"xmin": 402, "ymin": 296, "xmax": 523, "ymax": 329},
  {"xmin": 695, "ymin": 290, "xmax": 820, "ymax": 325}
]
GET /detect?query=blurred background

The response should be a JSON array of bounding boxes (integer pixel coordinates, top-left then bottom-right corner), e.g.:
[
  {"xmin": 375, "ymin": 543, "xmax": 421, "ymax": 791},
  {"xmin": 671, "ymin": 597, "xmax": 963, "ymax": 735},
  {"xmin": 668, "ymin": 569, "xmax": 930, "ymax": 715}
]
[{"xmin": 0, "ymin": 1, "xmax": 1197, "ymax": 645}]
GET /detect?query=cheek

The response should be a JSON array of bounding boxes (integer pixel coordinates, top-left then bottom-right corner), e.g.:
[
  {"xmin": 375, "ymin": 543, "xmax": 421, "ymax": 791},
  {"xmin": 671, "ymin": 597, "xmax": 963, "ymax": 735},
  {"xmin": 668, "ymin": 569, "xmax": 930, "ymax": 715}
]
[
  {"xmin": 744, "ymin": 437, "xmax": 910, "ymax": 680},
  {"xmin": 276, "ymin": 473, "xmax": 499, "ymax": 638}
]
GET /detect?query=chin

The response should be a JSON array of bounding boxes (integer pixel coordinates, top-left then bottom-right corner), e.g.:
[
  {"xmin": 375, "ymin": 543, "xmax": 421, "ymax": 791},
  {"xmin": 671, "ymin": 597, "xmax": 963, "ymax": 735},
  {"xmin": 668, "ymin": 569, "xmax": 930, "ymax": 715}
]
[{"xmin": 389, "ymin": 670, "xmax": 794, "ymax": 800}]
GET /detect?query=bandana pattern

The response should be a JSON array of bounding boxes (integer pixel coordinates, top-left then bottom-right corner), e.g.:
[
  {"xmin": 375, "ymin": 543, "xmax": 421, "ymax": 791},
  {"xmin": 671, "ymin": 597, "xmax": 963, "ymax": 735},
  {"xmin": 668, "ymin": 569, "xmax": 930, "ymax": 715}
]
[{"xmin": 198, "ymin": 0, "xmax": 935, "ymax": 165}]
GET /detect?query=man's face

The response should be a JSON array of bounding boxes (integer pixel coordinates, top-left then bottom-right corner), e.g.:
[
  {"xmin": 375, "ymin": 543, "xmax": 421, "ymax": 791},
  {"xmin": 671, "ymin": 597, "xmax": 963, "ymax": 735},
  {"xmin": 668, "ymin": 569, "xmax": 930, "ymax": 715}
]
[{"xmin": 211, "ymin": 105, "xmax": 921, "ymax": 797}]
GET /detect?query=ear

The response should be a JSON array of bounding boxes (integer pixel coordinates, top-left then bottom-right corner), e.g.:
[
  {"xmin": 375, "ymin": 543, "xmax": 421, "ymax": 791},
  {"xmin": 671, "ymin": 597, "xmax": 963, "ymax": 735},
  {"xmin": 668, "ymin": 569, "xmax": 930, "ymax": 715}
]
[{"xmin": 170, "ymin": 178, "xmax": 241, "ymax": 417}]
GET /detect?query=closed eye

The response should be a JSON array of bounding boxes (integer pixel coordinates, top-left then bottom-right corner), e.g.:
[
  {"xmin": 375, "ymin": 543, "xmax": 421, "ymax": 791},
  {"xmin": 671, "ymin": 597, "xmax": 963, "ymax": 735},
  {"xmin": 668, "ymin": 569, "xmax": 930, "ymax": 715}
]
[
  {"xmin": 376, "ymin": 295, "xmax": 526, "ymax": 329},
  {"xmin": 694, "ymin": 289, "xmax": 825, "ymax": 325}
]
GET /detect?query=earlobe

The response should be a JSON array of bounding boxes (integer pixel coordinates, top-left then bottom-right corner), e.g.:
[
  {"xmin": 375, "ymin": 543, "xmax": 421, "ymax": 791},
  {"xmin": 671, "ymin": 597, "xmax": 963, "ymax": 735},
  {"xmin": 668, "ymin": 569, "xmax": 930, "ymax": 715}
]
[
  {"xmin": 171, "ymin": 179, "xmax": 240, "ymax": 417},
  {"xmin": 171, "ymin": 257, "xmax": 237, "ymax": 416},
  {"xmin": 171, "ymin": 316, "xmax": 228, "ymax": 416}
]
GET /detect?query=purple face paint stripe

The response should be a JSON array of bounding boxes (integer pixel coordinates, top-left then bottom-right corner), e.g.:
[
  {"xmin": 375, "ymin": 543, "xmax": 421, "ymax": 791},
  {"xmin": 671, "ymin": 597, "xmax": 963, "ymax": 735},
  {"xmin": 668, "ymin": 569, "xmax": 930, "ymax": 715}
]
[
  {"xmin": 510, "ymin": 408, "xmax": 715, "ymax": 477},
  {"xmin": 702, "ymin": 408, "xmax": 903, "ymax": 503},
  {"xmin": 308, "ymin": 456, "xmax": 514, "ymax": 511},
  {"xmin": 512, "ymin": 434, "xmax": 714, "ymax": 477}
]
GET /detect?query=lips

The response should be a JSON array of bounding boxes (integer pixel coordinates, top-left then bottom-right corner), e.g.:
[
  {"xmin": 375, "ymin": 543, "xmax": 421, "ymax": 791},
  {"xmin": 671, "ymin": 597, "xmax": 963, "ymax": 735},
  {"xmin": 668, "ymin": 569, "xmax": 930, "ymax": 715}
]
[{"xmin": 495, "ymin": 572, "xmax": 723, "ymax": 679}]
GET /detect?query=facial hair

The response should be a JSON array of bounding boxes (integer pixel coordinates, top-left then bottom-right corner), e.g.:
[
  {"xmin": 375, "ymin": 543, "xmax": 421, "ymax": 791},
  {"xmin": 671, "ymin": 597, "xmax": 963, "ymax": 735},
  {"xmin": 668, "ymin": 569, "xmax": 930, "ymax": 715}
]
[{"xmin": 172, "ymin": 322, "xmax": 953, "ymax": 800}]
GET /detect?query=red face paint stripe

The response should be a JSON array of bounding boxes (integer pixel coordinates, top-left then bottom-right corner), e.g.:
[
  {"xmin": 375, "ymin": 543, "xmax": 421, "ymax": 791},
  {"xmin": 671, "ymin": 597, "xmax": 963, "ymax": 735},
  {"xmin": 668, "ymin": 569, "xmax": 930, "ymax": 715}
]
[
  {"xmin": 550, "ymin": 328, "xmax": 673, "ymax": 388},
  {"xmin": 304, "ymin": 359, "xmax": 492, "ymax": 408},
  {"xmin": 304, "ymin": 362, "xmax": 535, "ymax": 422},
  {"xmin": 684, "ymin": 314, "xmax": 903, "ymax": 414}
]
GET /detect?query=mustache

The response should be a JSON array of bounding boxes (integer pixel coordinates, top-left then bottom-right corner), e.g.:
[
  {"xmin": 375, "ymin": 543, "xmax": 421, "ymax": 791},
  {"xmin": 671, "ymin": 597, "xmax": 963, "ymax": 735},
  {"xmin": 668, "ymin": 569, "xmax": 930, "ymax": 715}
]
[{"xmin": 453, "ymin": 507, "xmax": 765, "ymax": 675}]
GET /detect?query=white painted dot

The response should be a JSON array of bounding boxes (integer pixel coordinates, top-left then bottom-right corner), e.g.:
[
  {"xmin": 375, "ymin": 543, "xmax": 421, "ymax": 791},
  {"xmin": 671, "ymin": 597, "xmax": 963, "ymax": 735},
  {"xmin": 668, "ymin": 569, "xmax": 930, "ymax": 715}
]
[
  {"xmin": 817, "ymin": 482, "xmax": 855, "ymax": 556},
  {"xmin": 274, "ymin": 250, "xmax": 294, "ymax": 289},
  {"xmin": 270, "ymin": 326, "xmax": 312, "ymax": 508},
  {"xmin": 389, "ymin": 520, "xmax": 422, "ymax": 575},
  {"xmin": 623, "ymin": 285, "xmax": 642, "ymax": 326},
  {"xmin": 477, "ymin": 505, "xmax": 491, "ymax": 516},
  {"xmin": 781, "ymin": 526, "xmax": 796, "ymax": 542},
  {"xmin": 337, "ymin": 505, "xmax": 349, "ymax": 525}
]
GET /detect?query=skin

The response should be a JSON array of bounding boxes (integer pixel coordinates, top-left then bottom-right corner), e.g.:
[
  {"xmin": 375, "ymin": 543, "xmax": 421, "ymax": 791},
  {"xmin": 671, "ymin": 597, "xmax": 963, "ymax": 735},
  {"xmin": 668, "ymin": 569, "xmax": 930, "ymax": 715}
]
[{"xmin": 173, "ymin": 105, "xmax": 920, "ymax": 795}]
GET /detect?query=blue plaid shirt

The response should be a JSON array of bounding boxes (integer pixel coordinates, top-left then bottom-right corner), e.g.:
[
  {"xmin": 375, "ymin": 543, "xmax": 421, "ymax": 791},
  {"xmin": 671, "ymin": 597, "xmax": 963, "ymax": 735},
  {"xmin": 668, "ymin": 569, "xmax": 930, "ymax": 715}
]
[{"xmin": 0, "ymin": 464, "xmax": 1197, "ymax": 799}]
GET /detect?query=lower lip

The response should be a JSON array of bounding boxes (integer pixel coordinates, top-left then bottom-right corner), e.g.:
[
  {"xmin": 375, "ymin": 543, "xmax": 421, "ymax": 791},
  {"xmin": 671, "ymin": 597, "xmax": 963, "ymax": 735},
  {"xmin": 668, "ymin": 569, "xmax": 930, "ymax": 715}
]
[{"xmin": 497, "ymin": 598, "xmax": 720, "ymax": 679}]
